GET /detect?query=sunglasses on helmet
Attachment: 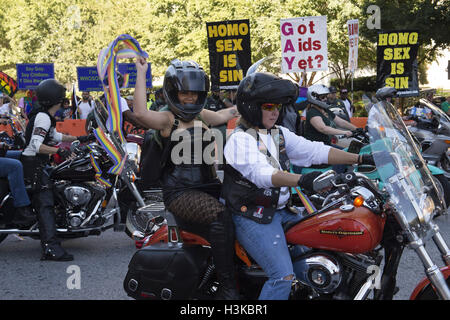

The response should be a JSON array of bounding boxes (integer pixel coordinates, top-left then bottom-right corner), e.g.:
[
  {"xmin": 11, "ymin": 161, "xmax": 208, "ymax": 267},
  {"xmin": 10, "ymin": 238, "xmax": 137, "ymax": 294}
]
[{"xmin": 261, "ymin": 103, "xmax": 282, "ymax": 112}]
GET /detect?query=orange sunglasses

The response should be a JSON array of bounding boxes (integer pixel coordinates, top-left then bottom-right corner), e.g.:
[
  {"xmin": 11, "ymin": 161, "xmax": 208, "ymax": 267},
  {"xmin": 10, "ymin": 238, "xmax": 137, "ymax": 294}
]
[{"xmin": 261, "ymin": 103, "xmax": 282, "ymax": 111}]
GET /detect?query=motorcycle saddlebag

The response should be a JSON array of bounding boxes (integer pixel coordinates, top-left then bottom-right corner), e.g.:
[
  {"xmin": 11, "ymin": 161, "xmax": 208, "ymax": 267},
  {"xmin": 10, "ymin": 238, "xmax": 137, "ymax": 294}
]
[{"xmin": 123, "ymin": 242, "xmax": 210, "ymax": 300}]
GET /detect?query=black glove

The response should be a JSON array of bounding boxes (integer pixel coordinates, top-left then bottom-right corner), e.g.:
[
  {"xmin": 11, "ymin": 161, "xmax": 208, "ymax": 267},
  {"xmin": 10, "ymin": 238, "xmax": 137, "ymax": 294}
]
[
  {"xmin": 57, "ymin": 148, "xmax": 72, "ymax": 161},
  {"xmin": 297, "ymin": 171, "xmax": 323, "ymax": 193},
  {"xmin": 352, "ymin": 128, "xmax": 365, "ymax": 135},
  {"xmin": 77, "ymin": 134, "xmax": 95, "ymax": 143},
  {"xmin": 359, "ymin": 154, "xmax": 375, "ymax": 166}
]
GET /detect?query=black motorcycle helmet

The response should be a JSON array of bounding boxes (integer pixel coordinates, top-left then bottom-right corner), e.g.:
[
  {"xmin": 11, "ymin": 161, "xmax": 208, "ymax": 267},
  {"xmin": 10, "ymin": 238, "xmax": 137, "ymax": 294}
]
[
  {"xmin": 36, "ymin": 79, "xmax": 66, "ymax": 109},
  {"xmin": 236, "ymin": 72, "xmax": 298, "ymax": 128},
  {"xmin": 163, "ymin": 59, "xmax": 209, "ymax": 122},
  {"xmin": 376, "ymin": 86, "xmax": 397, "ymax": 101}
]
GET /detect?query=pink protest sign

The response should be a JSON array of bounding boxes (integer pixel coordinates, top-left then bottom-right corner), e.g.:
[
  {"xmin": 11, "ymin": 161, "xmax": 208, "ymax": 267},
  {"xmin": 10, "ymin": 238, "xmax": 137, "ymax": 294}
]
[{"xmin": 280, "ymin": 16, "xmax": 328, "ymax": 73}]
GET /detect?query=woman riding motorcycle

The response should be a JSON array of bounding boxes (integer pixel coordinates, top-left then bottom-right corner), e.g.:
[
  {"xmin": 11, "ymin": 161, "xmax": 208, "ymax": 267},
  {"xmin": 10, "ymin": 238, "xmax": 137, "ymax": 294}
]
[
  {"xmin": 133, "ymin": 56, "xmax": 239, "ymax": 299},
  {"xmin": 222, "ymin": 72, "xmax": 375, "ymax": 300},
  {"xmin": 303, "ymin": 84, "xmax": 358, "ymax": 146}
]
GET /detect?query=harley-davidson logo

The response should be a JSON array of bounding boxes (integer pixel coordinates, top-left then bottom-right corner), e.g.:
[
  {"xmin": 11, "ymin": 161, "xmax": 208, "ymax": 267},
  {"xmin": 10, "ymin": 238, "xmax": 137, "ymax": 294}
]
[{"xmin": 320, "ymin": 227, "xmax": 364, "ymax": 238}]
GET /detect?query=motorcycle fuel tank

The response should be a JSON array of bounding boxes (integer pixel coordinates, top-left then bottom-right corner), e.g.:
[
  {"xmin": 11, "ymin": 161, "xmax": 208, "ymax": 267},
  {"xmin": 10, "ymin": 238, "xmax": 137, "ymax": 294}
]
[
  {"xmin": 285, "ymin": 206, "xmax": 385, "ymax": 254},
  {"xmin": 52, "ymin": 157, "xmax": 97, "ymax": 181}
]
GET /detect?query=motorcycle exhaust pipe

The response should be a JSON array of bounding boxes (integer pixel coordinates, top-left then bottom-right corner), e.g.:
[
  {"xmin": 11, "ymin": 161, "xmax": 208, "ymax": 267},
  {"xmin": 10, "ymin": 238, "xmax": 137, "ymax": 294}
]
[
  {"xmin": 0, "ymin": 228, "xmax": 69, "ymax": 235},
  {"xmin": 353, "ymin": 278, "xmax": 374, "ymax": 300}
]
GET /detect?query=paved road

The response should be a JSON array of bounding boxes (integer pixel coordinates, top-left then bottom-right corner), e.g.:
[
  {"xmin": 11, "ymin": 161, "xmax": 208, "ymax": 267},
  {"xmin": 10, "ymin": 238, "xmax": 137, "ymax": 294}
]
[{"xmin": 0, "ymin": 215, "xmax": 448, "ymax": 300}]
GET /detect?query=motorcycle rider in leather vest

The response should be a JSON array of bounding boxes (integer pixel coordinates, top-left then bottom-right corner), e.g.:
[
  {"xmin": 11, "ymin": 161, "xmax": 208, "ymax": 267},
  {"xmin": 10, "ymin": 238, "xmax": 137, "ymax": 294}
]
[
  {"xmin": 222, "ymin": 72, "xmax": 374, "ymax": 300},
  {"xmin": 133, "ymin": 57, "xmax": 239, "ymax": 299},
  {"xmin": 22, "ymin": 79, "xmax": 85, "ymax": 261}
]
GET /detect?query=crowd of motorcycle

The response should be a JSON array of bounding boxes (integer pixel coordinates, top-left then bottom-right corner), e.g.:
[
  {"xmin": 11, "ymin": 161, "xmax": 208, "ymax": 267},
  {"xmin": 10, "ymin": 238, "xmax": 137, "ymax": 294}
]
[{"xmin": 0, "ymin": 75, "xmax": 449, "ymax": 300}]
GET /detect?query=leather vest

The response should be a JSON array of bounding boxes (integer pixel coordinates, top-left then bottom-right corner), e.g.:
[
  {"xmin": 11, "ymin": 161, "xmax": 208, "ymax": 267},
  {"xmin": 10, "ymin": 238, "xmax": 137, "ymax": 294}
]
[{"xmin": 221, "ymin": 125, "xmax": 291, "ymax": 224}]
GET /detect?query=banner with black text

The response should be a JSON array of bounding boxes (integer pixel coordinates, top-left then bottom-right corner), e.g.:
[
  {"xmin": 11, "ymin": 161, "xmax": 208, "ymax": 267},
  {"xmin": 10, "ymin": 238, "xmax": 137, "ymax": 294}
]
[
  {"xmin": 376, "ymin": 30, "xmax": 419, "ymax": 97},
  {"xmin": 206, "ymin": 19, "xmax": 251, "ymax": 89}
]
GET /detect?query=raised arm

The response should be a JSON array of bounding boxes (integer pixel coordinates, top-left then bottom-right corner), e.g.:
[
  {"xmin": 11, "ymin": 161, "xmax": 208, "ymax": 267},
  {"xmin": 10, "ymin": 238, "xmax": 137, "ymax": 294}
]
[{"xmin": 134, "ymin": 56, "xmax": 172, "ymax": 131}]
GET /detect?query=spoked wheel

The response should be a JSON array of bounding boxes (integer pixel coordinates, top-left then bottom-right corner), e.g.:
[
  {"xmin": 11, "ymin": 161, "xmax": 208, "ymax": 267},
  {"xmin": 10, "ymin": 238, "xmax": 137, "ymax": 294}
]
[{"xmin": 125, "ymin": 188, "xmax": 165, "ymax": 239}]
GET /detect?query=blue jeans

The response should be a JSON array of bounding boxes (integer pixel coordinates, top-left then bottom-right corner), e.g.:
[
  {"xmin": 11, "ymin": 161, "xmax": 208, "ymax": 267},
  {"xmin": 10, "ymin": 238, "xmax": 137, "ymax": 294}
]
[
  {"xmin": 0, "ymin": 157, "xmax": 31, "ymax": 207},
  {"xmin": 232, "ymin": 208, "xmax": 307, "ymax": 300}
]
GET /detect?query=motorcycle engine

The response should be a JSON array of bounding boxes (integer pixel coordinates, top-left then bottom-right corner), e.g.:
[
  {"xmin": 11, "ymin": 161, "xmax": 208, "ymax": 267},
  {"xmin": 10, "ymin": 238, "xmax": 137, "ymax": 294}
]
[
  {"xmin": 296, "ymin": 254, "xmax": 342, "ymax": 294},
  {"xmin": 295, "ymin": 251, "xmax": 379, "ymax": 299},
  {"xmin": 64, "ymin": 186, "xmax": 92, "ymax": 206},
  {"xmin": 55, "ymin": 182, "xmax": 106, "ymax": 228}
]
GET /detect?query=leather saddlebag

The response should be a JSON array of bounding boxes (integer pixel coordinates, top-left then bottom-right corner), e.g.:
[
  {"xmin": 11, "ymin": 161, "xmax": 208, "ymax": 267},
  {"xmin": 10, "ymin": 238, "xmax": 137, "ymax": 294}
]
[{"xmin": 123, "ymin": 242, "xmax": 210, "ymax": 300}]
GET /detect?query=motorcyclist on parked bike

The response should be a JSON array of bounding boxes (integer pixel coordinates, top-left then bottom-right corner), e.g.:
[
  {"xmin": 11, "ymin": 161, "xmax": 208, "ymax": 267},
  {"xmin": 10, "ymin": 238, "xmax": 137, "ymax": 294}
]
[
  {"xmin": 133, "ymin": 56, "xmax": 240, "ymax": 299},
  {"xmin": 222, "ymin": 72, "xmax": 375, "ymax": 300},
  {"xmin": 303, "ymin": 84, "xmax": 359, "ymax": 147},
  {"xmin": 21, "ymin": 78, "xmax": 91, "ymax": 261}
]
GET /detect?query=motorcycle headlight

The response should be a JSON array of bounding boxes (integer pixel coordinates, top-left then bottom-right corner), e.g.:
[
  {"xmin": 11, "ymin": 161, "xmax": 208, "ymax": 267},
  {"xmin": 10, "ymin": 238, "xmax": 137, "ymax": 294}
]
[{"xmin": 419, "ymin": 195, "xmax": 435, "ymax": 224}]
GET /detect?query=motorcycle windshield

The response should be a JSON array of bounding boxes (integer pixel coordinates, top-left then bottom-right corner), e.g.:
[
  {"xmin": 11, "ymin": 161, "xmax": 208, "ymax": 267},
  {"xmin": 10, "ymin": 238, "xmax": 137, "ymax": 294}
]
[
  {"xmin": 367, "ymin": 100, "xmax": 444, "ymax": 230},
  {"xmin": 419, "ymin": 98, "xmax": 450, "ymax": 123}
]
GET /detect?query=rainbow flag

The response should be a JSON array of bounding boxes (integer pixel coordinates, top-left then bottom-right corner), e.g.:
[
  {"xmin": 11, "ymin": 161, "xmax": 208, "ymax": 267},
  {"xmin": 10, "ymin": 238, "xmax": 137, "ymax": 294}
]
[
  {"xmin": 94, "ymin": 34, "xmax": 148, "ymax": 177},
  {"xmin": 93, "ymin": 126, "xmax": 128, "ymax": 176},
  {"xmin": 293, "ymin": 187, "xmax": 317, "ymax": 215},
  {"xmin": 87, "ymin": 150, "xmax": 112, "ymax": 188},
  {"xmin": 96, "ymin": 34, "xmax": 148, "ymax": 144}
]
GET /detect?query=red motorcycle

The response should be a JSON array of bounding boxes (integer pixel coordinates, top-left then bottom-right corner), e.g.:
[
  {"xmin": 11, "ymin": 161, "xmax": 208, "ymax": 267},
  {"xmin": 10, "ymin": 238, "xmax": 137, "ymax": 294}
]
[{"xmin": 123, "ymin": 98, "xmax": 450, "ymax": 300}]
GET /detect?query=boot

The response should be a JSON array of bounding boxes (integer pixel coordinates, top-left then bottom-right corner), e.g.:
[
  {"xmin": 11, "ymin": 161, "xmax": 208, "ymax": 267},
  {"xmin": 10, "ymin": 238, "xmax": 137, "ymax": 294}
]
[
  {"xmin": 35, "ymin": 188, "xmax": 74, "ymax": 262},
  {"xmin": 208, "ymin": 213, "xmax": 240, "ymax": 300},
  {"xmin": 41, "ymin": 242, "xmax": 74, "ymax": 261},
  {"xmin": 12, "ymin": 205, "xmax": 35, "ymax": 226}
]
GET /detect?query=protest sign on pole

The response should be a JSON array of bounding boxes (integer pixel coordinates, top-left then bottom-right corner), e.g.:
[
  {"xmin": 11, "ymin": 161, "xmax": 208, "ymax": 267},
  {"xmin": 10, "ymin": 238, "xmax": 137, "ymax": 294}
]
[
  {"xmin": 376, "ymin": 30, "xmax": 419, "ymax": 97},
  {"xmin": 347, "ymin": 19, "xmax": 359, "ymax": 101},
  {"xmin": 280, "ymin": 16, "xmax": 328, "ymax": 73},
  {"xmin": 16, "ymin": 63, "xmax": 54, "ymax": 90},
  {"xmin": 76, "ymin": 67, "xmax": 103, "ymax": 91},
  {"xmin": 0, "ymin": 71, "xmax": 18, "ymax": 97},
  {"xmin": 347, "ymin": 19, "xmax": 359, "ymax": 74},
  {"xmin": 206, "ymin": 19, "xmax": 251, "ymax": 89}
]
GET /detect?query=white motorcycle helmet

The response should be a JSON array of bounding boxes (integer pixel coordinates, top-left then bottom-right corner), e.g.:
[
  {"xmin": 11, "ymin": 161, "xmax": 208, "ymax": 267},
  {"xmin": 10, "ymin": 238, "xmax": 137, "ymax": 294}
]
[{"xmin": 307, "ymin": 84, "xmax": 330, "ymax": 110}]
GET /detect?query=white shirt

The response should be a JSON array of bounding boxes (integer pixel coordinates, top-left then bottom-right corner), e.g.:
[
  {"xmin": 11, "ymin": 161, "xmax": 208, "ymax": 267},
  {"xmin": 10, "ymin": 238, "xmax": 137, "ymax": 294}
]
[
  {"xmin": 106, "ymin": 97, "xmax": 129, "ymax": 131},
  {"xmin": 342, "ymin": 99, "xmax": 352, "ymax": 118},
  {"xmin": 224, "ymin": 125, "xmax": 331, "ymax": 208},
  {"xmin": 22, "ymin": 112, "xmax": 63, "ymax": 156},
  {"xmin": 78, "ymin": 100, "xmax": 95, "ymax": 119}
]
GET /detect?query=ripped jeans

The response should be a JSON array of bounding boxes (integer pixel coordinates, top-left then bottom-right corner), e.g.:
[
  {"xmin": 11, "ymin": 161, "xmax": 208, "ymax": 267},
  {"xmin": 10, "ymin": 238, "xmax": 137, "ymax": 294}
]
[{"xmin": 232, "ymin": 208, "xmax": 306, "ymax": 300}]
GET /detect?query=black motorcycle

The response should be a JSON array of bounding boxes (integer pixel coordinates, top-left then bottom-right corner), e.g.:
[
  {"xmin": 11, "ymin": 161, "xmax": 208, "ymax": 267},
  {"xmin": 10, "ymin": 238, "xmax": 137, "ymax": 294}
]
[{"xmin": 0, "ymin": 104, "xmax": 163, "ymax": 245}]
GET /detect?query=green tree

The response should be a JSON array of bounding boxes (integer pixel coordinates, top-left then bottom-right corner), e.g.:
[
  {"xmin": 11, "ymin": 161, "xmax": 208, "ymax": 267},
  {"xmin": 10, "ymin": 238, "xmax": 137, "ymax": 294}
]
[
  {"xmin": 358, "ymin": 0, "xmax": 450, "ymax": 84},
  {"xmin": 0, "ymin": 0, "xmax": 384, "ymax": 90}
]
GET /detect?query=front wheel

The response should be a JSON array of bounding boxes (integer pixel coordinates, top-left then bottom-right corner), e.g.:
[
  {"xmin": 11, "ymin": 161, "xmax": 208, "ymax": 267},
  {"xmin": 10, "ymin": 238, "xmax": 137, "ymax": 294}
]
[{"xmin": 124, "ymin": 189, "xmax": 165, "ymax": 239}]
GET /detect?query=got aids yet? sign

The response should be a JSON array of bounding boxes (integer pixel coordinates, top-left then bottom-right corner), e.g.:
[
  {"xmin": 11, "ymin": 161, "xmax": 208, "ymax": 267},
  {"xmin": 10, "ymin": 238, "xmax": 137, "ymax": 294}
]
[{"xmin": 280, "ymin": 16, "xmax": 328, "ymax": 73}]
